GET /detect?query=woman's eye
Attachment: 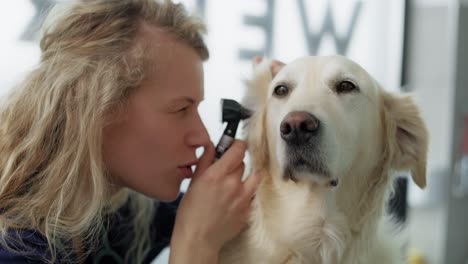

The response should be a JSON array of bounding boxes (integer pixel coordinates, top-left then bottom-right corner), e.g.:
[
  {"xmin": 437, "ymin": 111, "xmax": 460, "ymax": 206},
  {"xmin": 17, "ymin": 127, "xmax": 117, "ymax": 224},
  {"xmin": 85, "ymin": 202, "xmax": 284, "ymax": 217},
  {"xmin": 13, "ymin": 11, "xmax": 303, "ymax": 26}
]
[
  {"xmin": 336, "ymin": 81, "xmax": 358, "ymax": 93},
  {"xmin": 178, "ymin": 107, "xmax": 189, "ymax": 113},
  {"xmin": 273, "ymin": 85, "xmax": 289, "ymax": 97},
  {"xmin": 171, "ymin": 105, "xmax": 189, "ymax": 114}
]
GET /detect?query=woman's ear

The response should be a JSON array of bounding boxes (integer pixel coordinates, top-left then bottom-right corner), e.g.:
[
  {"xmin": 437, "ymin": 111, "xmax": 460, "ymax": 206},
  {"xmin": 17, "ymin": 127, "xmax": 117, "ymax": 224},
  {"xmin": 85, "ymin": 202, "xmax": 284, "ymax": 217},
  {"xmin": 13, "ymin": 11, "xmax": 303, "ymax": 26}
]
[{"xmin": 383, "ymin": 91, "xmax": 429, "ymax": 189}]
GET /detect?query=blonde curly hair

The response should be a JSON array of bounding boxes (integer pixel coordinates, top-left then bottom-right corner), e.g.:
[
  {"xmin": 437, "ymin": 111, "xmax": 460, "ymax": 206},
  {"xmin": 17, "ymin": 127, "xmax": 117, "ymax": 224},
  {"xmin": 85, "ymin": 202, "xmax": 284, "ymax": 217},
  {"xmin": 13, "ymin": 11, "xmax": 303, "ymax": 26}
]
[{"xmin": 0, "ymin": 0, "xmax": 208, "ymax": 263}]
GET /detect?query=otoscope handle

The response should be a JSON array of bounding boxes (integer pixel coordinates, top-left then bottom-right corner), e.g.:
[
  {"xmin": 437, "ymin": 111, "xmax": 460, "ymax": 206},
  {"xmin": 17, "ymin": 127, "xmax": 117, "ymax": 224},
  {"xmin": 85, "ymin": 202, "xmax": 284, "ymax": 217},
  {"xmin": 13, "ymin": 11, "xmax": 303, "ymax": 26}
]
[
  {"xmin": 215, "ymin": 135, "xmax": 235, "ymax": 159},
  {"xmin": 215, "ymin": 121, "xmax": 239, "ymax": 159}
]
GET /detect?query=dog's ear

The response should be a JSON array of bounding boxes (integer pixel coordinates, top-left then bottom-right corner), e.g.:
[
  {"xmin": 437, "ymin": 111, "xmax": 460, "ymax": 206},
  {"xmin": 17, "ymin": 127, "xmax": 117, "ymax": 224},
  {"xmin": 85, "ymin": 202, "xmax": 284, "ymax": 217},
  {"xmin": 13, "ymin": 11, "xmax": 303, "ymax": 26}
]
[
  {"xmin": 270, "ymin": 59, "xmax": 285, "ymax": 76},
  {"xmin": 382, "ymin": 91, "xmax": 429, "ymax": 189},
  {"xmin": 243, "ymin": 57, "xmax": 285, "ymax": 110},
  {"xmin": 252, "ymin": 56, "xmax": 286, "ymax": 75},
  {"xmin": 242, "ymin": 58, "xmax": 283, "ymax": 169},
  {"xmin": 242, "ymin": 58, "xmax": 273, "ymax": 109}
]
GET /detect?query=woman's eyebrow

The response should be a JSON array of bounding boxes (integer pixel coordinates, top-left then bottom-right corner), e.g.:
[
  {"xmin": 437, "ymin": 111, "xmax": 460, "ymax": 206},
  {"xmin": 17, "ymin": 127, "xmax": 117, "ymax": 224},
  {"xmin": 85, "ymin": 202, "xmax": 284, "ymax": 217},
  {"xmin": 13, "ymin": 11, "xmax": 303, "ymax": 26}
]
[
  {"xmin": 174, "ymin": 95, "xmax": 206, "ymax": 105},
  {"xmin": 172, "ymin": 96, "xmax": 195, "ymax": 104}
]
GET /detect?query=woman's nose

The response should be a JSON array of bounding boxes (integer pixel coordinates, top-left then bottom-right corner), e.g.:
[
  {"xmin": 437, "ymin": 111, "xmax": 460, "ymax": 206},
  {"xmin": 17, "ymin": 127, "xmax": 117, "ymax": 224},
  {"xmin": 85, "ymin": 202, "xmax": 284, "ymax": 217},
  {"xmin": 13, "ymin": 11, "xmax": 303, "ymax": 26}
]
[{"xmin": 186, "ymin": 114, "xmax": 210, "ymax": 148}]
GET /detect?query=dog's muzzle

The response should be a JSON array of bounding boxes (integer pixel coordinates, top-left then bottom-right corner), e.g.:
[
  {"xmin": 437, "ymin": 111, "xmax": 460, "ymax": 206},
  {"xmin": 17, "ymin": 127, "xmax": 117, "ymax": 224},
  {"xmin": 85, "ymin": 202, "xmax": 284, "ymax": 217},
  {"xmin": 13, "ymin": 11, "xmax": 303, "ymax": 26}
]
[{"xmin": 280, "ymin": 111, "xmax": 330, "ymax": 181}]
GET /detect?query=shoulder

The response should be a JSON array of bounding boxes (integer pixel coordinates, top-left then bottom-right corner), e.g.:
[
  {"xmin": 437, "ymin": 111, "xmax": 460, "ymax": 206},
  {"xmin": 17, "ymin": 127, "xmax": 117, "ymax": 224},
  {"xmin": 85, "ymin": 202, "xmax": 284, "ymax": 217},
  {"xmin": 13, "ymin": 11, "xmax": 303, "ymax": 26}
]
[
  {"xmin": 0, "ymin": 229, "xmax": 52, "ymax": 263},
  {"xmin": 144, "ymin": 194, "xmax": 183, "ymax": 263},
  {"xmin": 153, "ymin": 193, "xmax": 183, "ymax": 235},
  {"xmin": 86, "ymin": 194, "xmax": 184, "ymax": 264},
  {"xmin": 0, "ymin": 247, "xmax": 47, "ymax": 263}
]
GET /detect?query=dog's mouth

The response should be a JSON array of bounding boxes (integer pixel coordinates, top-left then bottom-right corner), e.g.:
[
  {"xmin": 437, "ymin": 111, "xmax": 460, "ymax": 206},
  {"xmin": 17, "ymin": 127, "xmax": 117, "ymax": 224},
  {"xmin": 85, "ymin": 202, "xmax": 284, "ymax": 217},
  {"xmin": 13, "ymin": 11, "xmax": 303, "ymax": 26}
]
[
  {"xmin": 278, "ymin": 111, "xmax": 338, "ymax": 186},
  {"xmin": 282, "ymin": 147, "xmax": 331, "ymax": 182}
]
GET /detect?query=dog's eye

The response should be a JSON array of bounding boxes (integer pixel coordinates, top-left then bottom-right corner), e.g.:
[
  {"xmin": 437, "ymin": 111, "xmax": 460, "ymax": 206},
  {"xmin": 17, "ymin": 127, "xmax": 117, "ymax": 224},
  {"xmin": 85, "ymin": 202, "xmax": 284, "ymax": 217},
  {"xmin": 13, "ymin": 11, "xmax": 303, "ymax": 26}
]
[
  {"xmin": 336, "ymin": 81, "xmax": 358, "ymax": 93},
  {"xmin": 273, "ymin": 85, "xmax": 289, "ymax": 97}
]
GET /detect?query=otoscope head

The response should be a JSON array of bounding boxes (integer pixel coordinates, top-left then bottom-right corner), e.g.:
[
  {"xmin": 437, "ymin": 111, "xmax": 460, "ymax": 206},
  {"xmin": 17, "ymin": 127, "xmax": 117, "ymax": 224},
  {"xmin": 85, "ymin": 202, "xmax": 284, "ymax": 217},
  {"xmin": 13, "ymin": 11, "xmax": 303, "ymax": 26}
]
[
  {"xmin": 215, "ymin": 99, "xmax": 253, "ymax": 159},
  {"xmin": 221, "ymin": 99, "xmax": 253, "ymax": 123}
]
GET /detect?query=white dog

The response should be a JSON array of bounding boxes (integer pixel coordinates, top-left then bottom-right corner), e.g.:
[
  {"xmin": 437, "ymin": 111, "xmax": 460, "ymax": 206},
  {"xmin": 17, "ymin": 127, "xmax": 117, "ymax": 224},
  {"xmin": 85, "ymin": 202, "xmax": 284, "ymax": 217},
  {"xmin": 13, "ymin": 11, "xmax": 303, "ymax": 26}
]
[{"xmin": 219, "ymin": 55, "xmax": 428, "ymax": 264}]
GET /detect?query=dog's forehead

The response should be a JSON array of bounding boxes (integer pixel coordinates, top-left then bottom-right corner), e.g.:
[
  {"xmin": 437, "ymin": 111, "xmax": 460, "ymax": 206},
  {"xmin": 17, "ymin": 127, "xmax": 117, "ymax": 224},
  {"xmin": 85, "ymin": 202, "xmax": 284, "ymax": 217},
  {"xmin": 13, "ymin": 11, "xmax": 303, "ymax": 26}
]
[
  {"xmin": 277, "ymin": 56, "xmax": 365, "ymax": 79},
  {"xmin": 272, "ymin": 55, "xmax": 379, "ymax": 96}
]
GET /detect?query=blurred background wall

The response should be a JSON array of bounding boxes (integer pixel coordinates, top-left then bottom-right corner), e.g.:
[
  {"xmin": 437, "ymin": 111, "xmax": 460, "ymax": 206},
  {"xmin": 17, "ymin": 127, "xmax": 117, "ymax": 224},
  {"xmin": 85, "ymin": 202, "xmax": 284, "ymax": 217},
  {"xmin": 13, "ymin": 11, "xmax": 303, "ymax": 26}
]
[{"xmin": 405, "ymin": 0, "xmax": 468, "ymax": 263}]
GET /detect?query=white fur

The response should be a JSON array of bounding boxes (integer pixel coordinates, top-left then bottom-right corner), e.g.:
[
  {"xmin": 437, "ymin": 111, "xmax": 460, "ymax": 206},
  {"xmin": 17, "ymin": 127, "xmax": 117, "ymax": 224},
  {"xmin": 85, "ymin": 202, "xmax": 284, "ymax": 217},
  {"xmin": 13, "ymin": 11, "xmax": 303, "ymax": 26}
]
[{"xmin": 219, "ymin": 56, "xmax": 428, "ymax": 264}]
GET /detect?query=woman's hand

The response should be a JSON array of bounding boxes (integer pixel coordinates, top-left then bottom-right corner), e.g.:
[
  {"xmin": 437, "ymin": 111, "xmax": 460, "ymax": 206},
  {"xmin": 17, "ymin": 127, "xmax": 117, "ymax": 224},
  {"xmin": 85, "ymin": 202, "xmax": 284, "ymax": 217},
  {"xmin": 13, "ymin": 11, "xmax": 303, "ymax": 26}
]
[{"xmin": 169, "ymin": 140, "xmax": 262, "ymax": 264}]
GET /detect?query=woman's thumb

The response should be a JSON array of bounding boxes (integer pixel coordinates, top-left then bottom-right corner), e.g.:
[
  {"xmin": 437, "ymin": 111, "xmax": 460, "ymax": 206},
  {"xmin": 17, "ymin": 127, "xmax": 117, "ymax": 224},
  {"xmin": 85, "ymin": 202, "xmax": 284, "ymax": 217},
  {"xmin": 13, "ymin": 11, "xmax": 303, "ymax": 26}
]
[{"xmin": 193, "ymin": 142, "xmax": 215, "ymax": 178}]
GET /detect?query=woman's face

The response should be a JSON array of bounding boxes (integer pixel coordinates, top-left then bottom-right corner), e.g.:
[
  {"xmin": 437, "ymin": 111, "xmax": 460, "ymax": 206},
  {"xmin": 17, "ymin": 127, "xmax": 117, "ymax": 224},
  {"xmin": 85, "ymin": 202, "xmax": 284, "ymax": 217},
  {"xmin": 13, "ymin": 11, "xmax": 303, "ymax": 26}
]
[{"xmin": 103, "ymin": 26, "xmax": 209, "ymax": 201}]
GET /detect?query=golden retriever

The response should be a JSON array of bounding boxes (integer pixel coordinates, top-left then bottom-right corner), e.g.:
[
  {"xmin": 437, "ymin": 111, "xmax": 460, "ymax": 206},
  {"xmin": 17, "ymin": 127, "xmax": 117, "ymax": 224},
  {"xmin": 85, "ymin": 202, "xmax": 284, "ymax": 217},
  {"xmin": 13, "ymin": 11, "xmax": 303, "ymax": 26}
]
[{"xmin": 219, "ymin": 55, "xmax": 428, "ymax": 264}]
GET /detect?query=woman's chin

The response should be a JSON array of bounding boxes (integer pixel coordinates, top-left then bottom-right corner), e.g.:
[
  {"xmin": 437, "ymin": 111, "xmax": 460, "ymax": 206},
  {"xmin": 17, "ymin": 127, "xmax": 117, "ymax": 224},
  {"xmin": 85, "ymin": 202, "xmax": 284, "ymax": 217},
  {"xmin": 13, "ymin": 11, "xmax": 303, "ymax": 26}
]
[
  {"xmin": 150, "ymin": 186, "xmax": 181, "ymax": 202},
  {"xmin": 158, "ymin": 193, "xmax": 180, "ymax": 202},
  {"xmin": 133, "ymin": 178, "xmax": 182, "ymax": 201}
]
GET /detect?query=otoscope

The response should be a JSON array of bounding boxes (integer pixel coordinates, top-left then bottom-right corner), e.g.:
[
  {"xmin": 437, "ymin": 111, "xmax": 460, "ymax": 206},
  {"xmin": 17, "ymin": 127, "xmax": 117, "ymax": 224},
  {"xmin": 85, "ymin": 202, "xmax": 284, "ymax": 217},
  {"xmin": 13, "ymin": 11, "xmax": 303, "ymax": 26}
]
[{"xmin": 215, "ymin": 99, "xmax": 253, "ymax": 159}]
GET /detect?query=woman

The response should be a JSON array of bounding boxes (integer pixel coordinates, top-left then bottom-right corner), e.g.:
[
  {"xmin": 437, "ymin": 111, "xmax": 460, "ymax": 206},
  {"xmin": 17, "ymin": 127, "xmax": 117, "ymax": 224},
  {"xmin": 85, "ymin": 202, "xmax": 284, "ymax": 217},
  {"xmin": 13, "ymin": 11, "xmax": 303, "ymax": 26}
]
[{"xmin": 0, "ymin": 0, "xmax": 262, "ymax": 263}]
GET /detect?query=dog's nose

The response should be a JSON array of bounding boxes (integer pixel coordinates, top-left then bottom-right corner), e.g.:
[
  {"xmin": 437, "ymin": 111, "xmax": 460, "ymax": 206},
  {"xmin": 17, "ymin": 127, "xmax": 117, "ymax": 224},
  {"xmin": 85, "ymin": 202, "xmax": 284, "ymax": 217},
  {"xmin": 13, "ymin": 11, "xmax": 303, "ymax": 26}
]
[{"xmin": 280, "ymin": 111, "xmax": 320, "ymax": 144}]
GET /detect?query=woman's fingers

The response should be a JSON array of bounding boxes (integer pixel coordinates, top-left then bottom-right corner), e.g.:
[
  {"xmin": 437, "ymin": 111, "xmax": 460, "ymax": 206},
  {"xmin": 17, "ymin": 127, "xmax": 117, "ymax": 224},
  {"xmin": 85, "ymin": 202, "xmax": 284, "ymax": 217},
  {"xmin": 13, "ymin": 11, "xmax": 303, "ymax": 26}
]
[
  {"xmin": 193, "ymin": 142, "xmax": 215, "ymax": 178},
  {"xmin": 211, "ymin": 140, "xmax": 247, "ymax": 176}
]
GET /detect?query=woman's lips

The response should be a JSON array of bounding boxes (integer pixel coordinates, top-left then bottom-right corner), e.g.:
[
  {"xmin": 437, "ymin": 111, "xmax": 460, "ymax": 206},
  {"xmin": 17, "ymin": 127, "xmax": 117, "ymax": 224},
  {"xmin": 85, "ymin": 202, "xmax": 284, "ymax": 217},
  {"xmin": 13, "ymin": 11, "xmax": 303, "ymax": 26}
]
[
  {"xmin": 178, "ymin": 160, "xmax": 198, "ymax": 178},
  {"xmin": 178, "ymin": 166, "xmax": 193, "ymax": 178}
]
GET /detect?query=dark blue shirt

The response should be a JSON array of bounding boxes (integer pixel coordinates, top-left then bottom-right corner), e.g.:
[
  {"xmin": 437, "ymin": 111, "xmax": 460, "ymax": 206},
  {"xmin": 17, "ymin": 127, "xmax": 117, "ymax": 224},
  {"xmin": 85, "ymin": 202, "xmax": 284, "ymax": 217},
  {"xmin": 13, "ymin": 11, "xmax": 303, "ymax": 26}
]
[{"xmin": 0, "ymin": 195, "xmax": 182, "ymax": 263}]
